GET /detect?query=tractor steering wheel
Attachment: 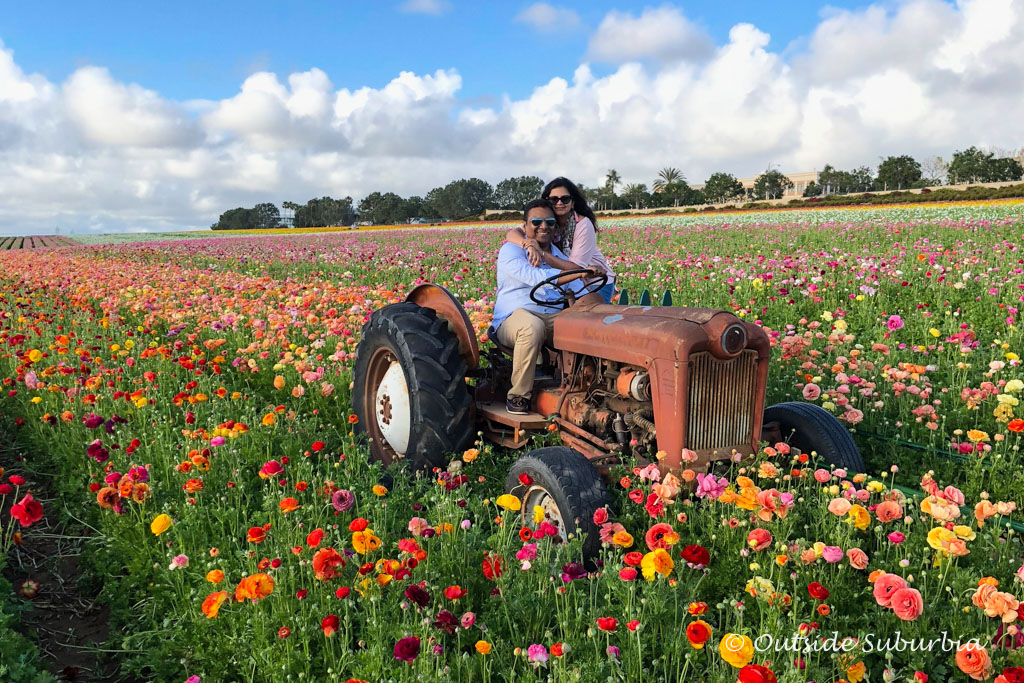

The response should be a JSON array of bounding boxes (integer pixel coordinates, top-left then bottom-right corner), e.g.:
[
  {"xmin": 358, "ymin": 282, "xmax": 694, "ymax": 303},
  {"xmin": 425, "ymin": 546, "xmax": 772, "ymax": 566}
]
[{"xmin": 529, "ymin": 268, "xmax": 609, "ymax": 309}]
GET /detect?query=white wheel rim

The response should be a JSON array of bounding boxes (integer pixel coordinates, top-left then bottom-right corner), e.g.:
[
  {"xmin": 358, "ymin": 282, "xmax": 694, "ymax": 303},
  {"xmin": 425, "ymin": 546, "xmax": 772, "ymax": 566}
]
[
  {"xmin": 523, "ymin": 485, "xmax": 569, "ymax": 543},
  {"xmin": 375, "ymin": 360, "xmax": 411, "ymax": 456}
]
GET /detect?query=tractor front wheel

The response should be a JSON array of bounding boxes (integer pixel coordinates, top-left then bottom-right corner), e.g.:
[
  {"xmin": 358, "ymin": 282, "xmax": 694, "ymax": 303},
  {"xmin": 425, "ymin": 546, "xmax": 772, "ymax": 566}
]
[
  {"xmin": 352, "ymin": 302, "xmax": 473, "ymax": 469},
  {"xmin": 764, "ymin": 402, "xmax": 865, "ymax": 472},
  {"xmin": 505, "ymin": 447, "xmax": 612, "ymax": 559}
]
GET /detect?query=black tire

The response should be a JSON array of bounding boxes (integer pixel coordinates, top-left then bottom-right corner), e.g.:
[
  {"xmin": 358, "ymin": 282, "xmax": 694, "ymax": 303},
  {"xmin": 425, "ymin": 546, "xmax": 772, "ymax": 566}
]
[
  {"xmin": 505, "ymin": 447, "xmax": 612, "ymax": 559},
  {"xmin": 353, "ymin": 302, "xmax": 473, "ymax": 469},
  {"xmin": 764, "ymin": 401, "xmax": 865, "ymax": 472}
]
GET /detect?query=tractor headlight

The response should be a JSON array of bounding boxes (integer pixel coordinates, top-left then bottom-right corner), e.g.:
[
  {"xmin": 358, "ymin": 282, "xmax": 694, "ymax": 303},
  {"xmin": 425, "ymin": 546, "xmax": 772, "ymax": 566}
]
[{"xmin": 722, "ymin": 323, "xmax": 748, "ymax": 356}]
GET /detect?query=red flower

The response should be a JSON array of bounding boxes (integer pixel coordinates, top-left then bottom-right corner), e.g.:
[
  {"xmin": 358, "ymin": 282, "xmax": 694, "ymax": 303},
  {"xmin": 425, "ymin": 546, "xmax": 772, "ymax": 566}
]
[
  {"xmin": 593, "ymin": 507, "xmax": 609, "ymax": 525},
  {"xmin": 627, "ymin": 620, "xmax": 640, "ymax": 631},
  {"xmin": 518, "ymin": 473, "xmax": 533, "ymax": 486},
  {"xmin": 394, "ymin": 636, "xmax": 420, "ymax": 662},
  {"xmin": 312, "ymin": 548, "xmax": 345, "ymax": 581},
  {"xmin": 623, "ymin": 551, "xmax": 644, "ymax": 567},
  {"xmin": 306, "ymin": 528, "xmax": 324, "ymax": 548},
  {"xmin": 644, "ymin": 492, "xmax": 665, "ymax": 518},
  {"xmin": 247, "ymin": 526, "xmax": 267, "ymax": 543},
  {"xmin": 403, "ymin": 584, "xmax": 430, "ymax": 609},
  {"xmin": 596, "ymin": 617, "xmax": 618, "ymax": 632},
  {"xmin": 321, "ymin": 614, "xmax": 340, "ymax": 637},
  {"xmin": 1008, "ymin": 419, "xmax": 1024, "ymax": 433},
  {"xmin": 999, "ymin": 668, "xmax": 1024, "ymax": 683},
  {"xmin": 278, "ymin": 627, "xmax": 290, "ymax": 638},
  {"xmin": 519, "ymin": 527, "xmax": 533, "ymax": 542},
  {"xmin": 680, "ymin": 544, "xmax": 710, "ymax": 567},
  {"xmin": 482, "ymin": 553, "xmax": 504, "ymax": 581},
  {"xmin": 311, "ymin": 441, "xmax": 325, "ymax": 452},
  {"xmin": 8, "ymin": 475, "xmax": 25, "ymax": 486},
  {"xmin": 296, "ymin": 589, "xmax": 307, "ymax": 599},
  {"xmin": 10, "ymin": 494, "xmax": 43, "ymax": 527},
  {"xmin": 738, "ymin": 664, "xmax": 777, "ymax": 683},
  {"xmin": 348, "ymin": 517, "xmax": 369, "ymax": 532},
  {"xmin": 551, "ymin": 642, "xmax": 564, "ymax": 657},
  {"xmin": 628, "ymin": 489, "xmax": 644, "ymax": 504},
  {"xmin": 807, "ymin": 582, "xmax": 830, "ymax": 600},
  {"xmin": 444, "ymin": 585, "xmax": 467, "ymax": 600}
]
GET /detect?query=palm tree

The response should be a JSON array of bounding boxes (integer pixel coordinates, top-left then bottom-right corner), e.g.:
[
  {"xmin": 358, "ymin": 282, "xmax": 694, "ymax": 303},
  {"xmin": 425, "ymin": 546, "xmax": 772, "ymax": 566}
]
[
  {"xmin": 622, "ymin": 183, "xmax": 649, "ymax": 210},
  {"xmin": 604, "ymin": 169, "xmax": 621, "ymax": 191},
  {"xmin": 652, "ymin": 167, "xmax": 684, "ymax": 192}
]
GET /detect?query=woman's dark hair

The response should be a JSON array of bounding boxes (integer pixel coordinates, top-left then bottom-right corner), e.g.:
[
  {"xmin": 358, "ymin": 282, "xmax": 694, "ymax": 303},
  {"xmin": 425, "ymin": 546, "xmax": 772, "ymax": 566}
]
[
  {"xmin": 542, "ymin": 176, "xmax": 598, "ymax": 230},
  {"xmin": 522, "ymin": 198, "xmax": 553, "ymax": 221}
]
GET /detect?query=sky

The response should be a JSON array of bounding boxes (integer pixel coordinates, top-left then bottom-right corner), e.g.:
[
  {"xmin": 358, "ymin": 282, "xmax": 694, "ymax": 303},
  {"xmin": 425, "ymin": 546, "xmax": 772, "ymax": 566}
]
[{"xmin": 1, "ymin": 0, "xmax": 1023, "ymax": 234}]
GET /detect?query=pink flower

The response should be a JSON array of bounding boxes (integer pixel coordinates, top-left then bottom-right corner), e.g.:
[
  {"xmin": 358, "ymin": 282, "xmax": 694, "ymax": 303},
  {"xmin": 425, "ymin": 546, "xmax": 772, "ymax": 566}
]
[
  {"xmin": 408, "ymin": 517, "xmax": 430, "ymax": 536},
  {"xmin": 593, "ymin": 507, "xmax": 609, "ymax": 525},
  {"xmin": 875, "ymin": 501, "xmax": 903, "ymax": 523},
  {"xmin": 890, "ymin": 587, "xmax": 924, "ymax": 621},
  {"xmin": 460, "ymin": 612, "xmax": 476, "ymax": 629},
  {"xmin": 802, "ymin": 383, "xmax": 821, "ymax": 401},
  {"xmin": 888, "ymin": 531, "xmax": 906, "ymax": 544},
  {"xmin": 169, "ymin": 554, "xmax": 189, "ymax": 570},
  {"xmin": 943, "ymin": 486, "xmax": 965, "ymax": 505},
  {"xmin": 873, "ymin": 573, "xmax": 908, "ymax": 608},
  {"xmin": 695, "ymin": 473, "xmax": 727, "ymax": 499},
  {"xmin": 516, "ymin": 543, "xmax": 538, "ymax": 562},
  {"xmin": 210, "ymin": 436, "xmax": 226, "ymax": 446},
  {"xmin": 813, "ymin": 469, "xmax": 831, "ymax": 483},
  {"xmin": 527, "ymin": 644, "xmax": 548, "ymax": 664},
  {"xmin": 821, "ymin": 546, "xmax": 843, "ymax": 563},
  {"xmin": 827, "ymin": 498, "xmax": 852, "ymax": 516},
  {"xmin": 843, "ymin": 408, "xmax": 864, "ymax": 425},
  {"xmin": 887, "ymin": 315, "xmax": 904, "ymax": 331}
]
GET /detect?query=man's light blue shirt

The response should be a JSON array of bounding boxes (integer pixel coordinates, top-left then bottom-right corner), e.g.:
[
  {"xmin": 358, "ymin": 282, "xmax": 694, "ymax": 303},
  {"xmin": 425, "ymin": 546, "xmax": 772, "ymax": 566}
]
[{"xmin": 492, "ymin": 242, "xmax": 583, "ymax": 331}]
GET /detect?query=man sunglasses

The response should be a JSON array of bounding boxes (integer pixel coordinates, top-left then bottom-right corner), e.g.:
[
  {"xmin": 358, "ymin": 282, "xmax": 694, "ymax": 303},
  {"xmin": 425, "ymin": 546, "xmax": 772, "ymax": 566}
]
[
  {"xmin": 547, "ymin": 194, "xmax": 573, "ymax": 205},
  {"xmin": 530, "ymin": 217, "xmax": 557, "ymax": 227}
]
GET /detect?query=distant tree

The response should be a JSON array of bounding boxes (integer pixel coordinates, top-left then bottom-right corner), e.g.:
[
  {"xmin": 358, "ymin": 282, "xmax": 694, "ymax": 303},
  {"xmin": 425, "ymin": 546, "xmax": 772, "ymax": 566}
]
[
  {"xmin": 921, "ymin": 156, "xmax": 948, "ymax": 186},
  {"xmin": 211, "ymin": 207, "xmax": 254, "ymax": 230},
  {"xmin": 252, "ymin": 202, "xmax": 281, "ymax": 230},
  {"xmin": 751, "ymin": 170, "xmax": 794, "ymax": 200},
  {"xmin": 604, "ymin": 169, "xmax": 621, "ymax": 192},
  {"xmin": 493, "ymin": 175, "xmax": 544, "ymax": 210},
  {"xmin": 849, "ymin": 166, "xmax": 875, "ymax": 192},
  {"xmin": 802, "ymin": 180, "xmax": 822, "ymax": 197},
  {"xmin": 652, "ymin": 167, "xmax": 684, "ymax": 192},
  {"xmin": 875, "ymin": 155, "xmax": 922, "ymax": 191},
  {"xmin": 294, "ymin": 196, "xmax": 356, "ymax": 227},
  {"xmin": 819, "ymin": 165, "xmax": 873, "ymax": 195},
  {"xmin": 991, "ymin": 157, "xmax": 1024, "ymax": 182},
  {"xmin": 621, "ymin": 183, "xmax": 650, "ymax": 210},
  {"xmin": 424, "ymin": 178, "xmax": 494, "ymax": 219},
  {"xmin": 402, "ymin": 195, "xmax": 427, "ymax": 220},
  {"xmin": 945, "ymin": 147, "xmax": 1021, "ymax": 184},
  {"xmin": 702, "ymin": 172, "xmax": 744, "ymax": 204},
  {"xmin": 358, "ymin": 192, "xmax": 407, "ymax": 225}
]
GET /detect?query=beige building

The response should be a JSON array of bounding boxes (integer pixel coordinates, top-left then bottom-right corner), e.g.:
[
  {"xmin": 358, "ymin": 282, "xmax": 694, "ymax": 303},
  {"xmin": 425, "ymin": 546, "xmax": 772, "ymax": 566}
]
[{"xmin": 736, "ymin": 170, "xmax": 820, "ymax": 198}]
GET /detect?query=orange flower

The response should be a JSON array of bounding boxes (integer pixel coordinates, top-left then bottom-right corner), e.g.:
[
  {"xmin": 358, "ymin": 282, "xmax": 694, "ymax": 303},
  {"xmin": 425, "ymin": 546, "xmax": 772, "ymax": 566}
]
[
  {"xmin": 348, "ymin": 414, "xmax": 359, "ymax": 424},
  {"xmin": 234, "ymin": 573, "xmax": 275, "ymax": 602},
  {"xmin": 183, "ymin": 478, "xmax": 204, "ymax": 493},
  {"xmin": 1008, "ymin": 418, "xmax": 1024, "ymax": 433},
  {"xmin": 201, "ymin": 590, "xmax": 228, "ymax": 618},
  {"xmin": 955, "ymin": 644, "xmax": 991, "ymax": 681},
  {"xmin": 262, "ymin": 413, "xmax": 276, "ymax": 426},
  {"xmin": 279, "ymin": 497, "xmax": 301, "ymax": 513},
  {"xmin": 96, "ymin": 487, "xmax": 118, "ymax": 509},
  {"xmin": 206, "ymin": 569, "xmax": 224, "ymax": 584},
  {"xmin": 312, "ymin": 548, "xmax": 345, "ymax": 581}
]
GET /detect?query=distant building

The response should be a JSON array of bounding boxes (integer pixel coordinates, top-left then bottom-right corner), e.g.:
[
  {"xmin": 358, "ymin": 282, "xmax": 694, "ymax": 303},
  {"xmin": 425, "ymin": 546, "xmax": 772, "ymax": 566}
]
[{"xmin": 736, "ymin": 171, "xmax": 820, "ymax": 198}]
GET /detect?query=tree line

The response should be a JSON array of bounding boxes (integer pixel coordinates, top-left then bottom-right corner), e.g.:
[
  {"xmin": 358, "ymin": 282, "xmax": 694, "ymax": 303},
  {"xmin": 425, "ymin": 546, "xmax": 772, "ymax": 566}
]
[{"xmin": 210, "ymin": 146, "xmax": 1023, "ymax": 229}]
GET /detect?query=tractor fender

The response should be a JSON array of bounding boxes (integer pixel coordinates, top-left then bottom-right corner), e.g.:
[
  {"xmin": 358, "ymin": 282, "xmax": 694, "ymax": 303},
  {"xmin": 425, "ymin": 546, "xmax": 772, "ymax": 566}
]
[{"xmin": 405, "ymin": 283, "xmax": 479, "ymax": 370}]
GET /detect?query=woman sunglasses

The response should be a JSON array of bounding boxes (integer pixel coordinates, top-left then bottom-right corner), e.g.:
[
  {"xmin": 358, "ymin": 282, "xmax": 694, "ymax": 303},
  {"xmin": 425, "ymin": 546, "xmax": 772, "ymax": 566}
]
[
  {"xmin": 530, "ymin": 217, "xmax": 557, "ymax": 227},
  {"xmin": 547, "ymin": 194, "xmax": 573, "ymax": 205}
]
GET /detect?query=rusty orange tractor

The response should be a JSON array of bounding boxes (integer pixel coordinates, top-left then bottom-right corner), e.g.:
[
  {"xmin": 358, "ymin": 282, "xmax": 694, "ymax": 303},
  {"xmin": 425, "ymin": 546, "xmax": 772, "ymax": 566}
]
[{"xmin": 353, "ymin": 280, "xmax": 863, "ymax": 556}]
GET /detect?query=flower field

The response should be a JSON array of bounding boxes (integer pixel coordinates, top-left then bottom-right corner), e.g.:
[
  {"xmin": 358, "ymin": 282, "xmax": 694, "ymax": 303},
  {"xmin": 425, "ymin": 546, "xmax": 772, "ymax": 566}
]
[{"xmin": 1, "ymin": 201, "xmax": 1024, "ymax": 682}]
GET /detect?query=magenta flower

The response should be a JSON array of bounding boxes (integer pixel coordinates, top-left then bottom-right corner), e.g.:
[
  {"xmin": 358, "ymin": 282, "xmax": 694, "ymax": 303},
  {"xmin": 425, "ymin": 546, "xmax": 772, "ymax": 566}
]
[
  {"xmin": 527, "ymin": 644, "xmax": 548, "ymax": 664},
  {"xmin": 886, "ymin": 315, "xmax": 904, "ymax": 331},
  {"xmin": 695, "ymin": 473, "xmax": 727, "ymax": 499},
  {"xmin": 394, "ymin": 636, "xmax": 421, "ymax": 662}
]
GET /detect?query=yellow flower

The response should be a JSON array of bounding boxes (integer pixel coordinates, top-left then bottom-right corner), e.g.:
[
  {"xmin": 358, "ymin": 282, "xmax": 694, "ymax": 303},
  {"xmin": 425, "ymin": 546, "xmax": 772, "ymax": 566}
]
[
  {"xmin": 1006, "ymin": 379, "xmax": 1024, "ymax": 394},
  {"xmin": 846, "ymin": 504, "xmax": 871, "ymax": 530},
  {"xmin": 927, "ymin": 526, "xmax": 956, "ymax": 552},
  {"xmin": 352, "ymin": 529, "xmax": 381, "ymax": 555},
  {"xmin": 718, "ymin": 633, "xmax": 754, "ymax": 668},
  {"xmin": 495, "ymin": 494, "xmax": 521, "ymax": 512},
  {"xmin": 966, "ymin": 429, "xmax": 989, "ymax": 443},
  {"xmin": 847, "ymin": 661, "xmax": 866, "ymax": 683},
  {"xmin": 612, "ymin": 531, "xmax": 634, "ymax": 548},
  {"xmin": 929, "ymin": 328, "xmax": 941, "ymax": 337},
  {"xmin": 462, "ymin": 448, "xmax": 479, "ymax": 463},
  {"xmin": 640, "ymin": 548, "xmax": 674, "ymax": 581},
  {"xmin": 532, "ymin": 506, "xmax": 545, "ymax": 524},
  {"xmin": 150, "ymin": 514, "xmax": 172, "ymax": 536},
  {"xmin": 475, "ymin": 640, "xmax": 492, "ymax": 655},
  {"xmin": 953, "ymin": 525, "xmax": 977, "ymax": 541},
  {"xmin": 27, "ymin": 349, "xmax": 42, "ymax": 363},
  {"xmin": 866, "ymin": 481, "xmax": 885, "ymax": 493}
]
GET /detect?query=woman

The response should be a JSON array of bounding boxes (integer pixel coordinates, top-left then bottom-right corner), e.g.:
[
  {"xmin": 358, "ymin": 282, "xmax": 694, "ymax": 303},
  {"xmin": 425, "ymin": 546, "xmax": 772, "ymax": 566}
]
[{"xmin": 504, "ymin": 177, "xmax": 617, "ymax": 303}]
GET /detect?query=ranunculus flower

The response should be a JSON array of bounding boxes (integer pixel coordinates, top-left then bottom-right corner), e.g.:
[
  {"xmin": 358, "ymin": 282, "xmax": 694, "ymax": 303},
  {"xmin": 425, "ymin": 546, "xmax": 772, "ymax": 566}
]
[
  {"xmin": 719, "ymin": 633, "xmax": 754, "ymax": 668},
  {"xmin": 746, "ymin": 528, "xmax": 772, "ymax": 551},
  {"xmin": 527, "ymin": 644, "xmax": 548, "ymax": 664},
  {"xmin": 873, "ymin": 573, "xmax": 908, "ymax": 608},
  {"xmin": 846, "ymin": 548, "xmax": 869, "ymax": 570},
  {"xmin": 331, "ymin": 489, "xmax": 355, "ymax": 512},
  {"xmin": 10, "ymin": 493, "xmax": 43, "ymax": 527},
  {"xmin": 807, "ymin": 582, "xmax": 829, "ymax": 600},
  {"xmin": 686, "ymin": 620, "xmax": 712, "ymax": 649},
  {"xmin": 150, "ymin": 513, "xmax": 172, "ymax": 535},
  {"xmin": 394, "ymin": 636, "xmax": 420, "ymax": 662},
  {"xmin": 955, "ymin": 643, "xmax": 991, "ymax": 681}
]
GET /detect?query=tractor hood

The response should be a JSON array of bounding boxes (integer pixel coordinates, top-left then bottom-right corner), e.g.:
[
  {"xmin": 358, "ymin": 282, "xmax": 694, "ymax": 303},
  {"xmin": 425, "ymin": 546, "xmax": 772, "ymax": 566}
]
[{"xmin": 553, "ymin": 302, "xmax": 768, "ymax": 366}]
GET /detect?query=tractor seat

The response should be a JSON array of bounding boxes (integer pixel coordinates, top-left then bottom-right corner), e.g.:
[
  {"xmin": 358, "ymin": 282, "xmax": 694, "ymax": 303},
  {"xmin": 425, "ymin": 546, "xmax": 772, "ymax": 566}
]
[
  {"xmin": 486, "ymin": 325, "xmax": 558, "ymax": 378},
  {"xmin": 487, "ymin": 326, "xmax": 514, "ymax": 357}
]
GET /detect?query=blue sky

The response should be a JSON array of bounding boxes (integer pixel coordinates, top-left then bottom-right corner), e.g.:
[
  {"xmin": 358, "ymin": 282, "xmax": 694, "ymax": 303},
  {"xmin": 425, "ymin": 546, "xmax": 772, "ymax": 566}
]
[
  {"xmin": 2, "ymin": 1, "xmax": 864, "ymax": 104},
  {"xmin": 1, "ymin": 0, "xmax": 1022, "ymax": 234}
]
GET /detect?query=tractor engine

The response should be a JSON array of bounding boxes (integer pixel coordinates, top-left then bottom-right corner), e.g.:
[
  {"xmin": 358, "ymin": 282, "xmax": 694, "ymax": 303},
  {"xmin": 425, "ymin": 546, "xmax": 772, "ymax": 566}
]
[{"xmin": 561, "ymin": 360, "xmax": 656, "ymax": 455}]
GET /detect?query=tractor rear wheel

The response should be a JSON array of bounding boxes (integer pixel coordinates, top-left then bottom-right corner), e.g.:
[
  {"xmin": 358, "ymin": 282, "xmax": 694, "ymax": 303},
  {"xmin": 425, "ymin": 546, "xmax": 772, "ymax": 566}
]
[
  {"xmin": 353, "ymin": 302, "xmax": 473, "ymax": 470},
  {"xmin": 764, "ymin": 402, "xmax": 865, "ymax": 472},
  {"xmin": 505, "ymin": 447, "xmax": 611, "ymax": 559}
]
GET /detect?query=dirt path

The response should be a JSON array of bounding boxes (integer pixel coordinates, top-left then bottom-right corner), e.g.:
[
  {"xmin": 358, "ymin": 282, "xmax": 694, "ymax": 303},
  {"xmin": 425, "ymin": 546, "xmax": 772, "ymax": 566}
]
[{"xmin": 1, "ymin": 443, "xmax": 132, "ymax": 682}]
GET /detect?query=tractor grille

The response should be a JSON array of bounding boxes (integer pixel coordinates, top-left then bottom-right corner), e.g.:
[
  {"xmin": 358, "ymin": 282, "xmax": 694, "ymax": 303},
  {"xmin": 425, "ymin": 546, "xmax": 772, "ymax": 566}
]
[{"xmin": 686, "ymin": 350, "xmax": 758, "ymax": 452}]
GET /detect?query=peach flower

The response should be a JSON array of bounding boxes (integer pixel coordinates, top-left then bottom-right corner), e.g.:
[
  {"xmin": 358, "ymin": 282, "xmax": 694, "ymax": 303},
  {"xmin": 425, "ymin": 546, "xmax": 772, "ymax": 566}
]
[
  {"xmin": 872, "ymin": 573, "xmax": 907, "ymax": 608},
  {"xmin": 890, "ymin": 587, "xmax": 924, "ymax": 621},
  {"xmin": 846, "ymin": 548, "xmax": 869, "ymax": 570}
]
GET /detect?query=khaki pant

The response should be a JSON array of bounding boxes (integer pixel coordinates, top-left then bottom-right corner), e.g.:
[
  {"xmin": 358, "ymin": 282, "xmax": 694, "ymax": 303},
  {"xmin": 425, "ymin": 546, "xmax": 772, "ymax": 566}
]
[{"xmin": 496, "ymin": 308, "xmax": 559, "ymax": 399}]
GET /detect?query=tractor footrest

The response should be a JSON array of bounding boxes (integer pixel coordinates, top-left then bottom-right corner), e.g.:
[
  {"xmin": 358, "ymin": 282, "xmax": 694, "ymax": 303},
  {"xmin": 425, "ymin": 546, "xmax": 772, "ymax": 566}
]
[{"xmin": 476, "ymin": 401, "xmax": 549, "ymax": 449}]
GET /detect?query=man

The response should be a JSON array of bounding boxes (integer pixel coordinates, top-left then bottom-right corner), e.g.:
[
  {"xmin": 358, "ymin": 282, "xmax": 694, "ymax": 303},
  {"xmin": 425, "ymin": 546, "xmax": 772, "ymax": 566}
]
[{"xmin": 493, "ymin": 199, "xmax": 599, "ymax": 414}]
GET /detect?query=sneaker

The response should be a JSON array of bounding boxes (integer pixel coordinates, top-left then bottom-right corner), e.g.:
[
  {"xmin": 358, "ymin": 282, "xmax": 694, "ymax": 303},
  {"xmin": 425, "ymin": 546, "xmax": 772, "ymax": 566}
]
[{"xmin": 506, "ymin": 395, "xmax": 530, "ymax": 415}]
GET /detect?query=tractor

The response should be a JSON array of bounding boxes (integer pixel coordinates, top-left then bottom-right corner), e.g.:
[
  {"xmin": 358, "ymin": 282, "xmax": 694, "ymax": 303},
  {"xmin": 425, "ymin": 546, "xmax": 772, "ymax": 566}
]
[{"xmin": 353, "ymin": 274, "xmax": 864, "ymax": 557}]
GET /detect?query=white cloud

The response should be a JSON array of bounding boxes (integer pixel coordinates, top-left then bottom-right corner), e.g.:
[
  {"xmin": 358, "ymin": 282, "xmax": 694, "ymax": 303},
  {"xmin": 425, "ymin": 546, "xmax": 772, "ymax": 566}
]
[
  {"xmin": 398, "ymin": 0, "xmax": 451, "ymax": 16},
  {"xmin": 586, "ymin": 6, "xmax": 714, "ymax": 63},
  {"xmin": 1, "ymin": 0, "xmax": 1024, "ymax": 234},
  {"xmin": 515, "ymin": 3, "xmax": 582, "ymax": 33}
]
